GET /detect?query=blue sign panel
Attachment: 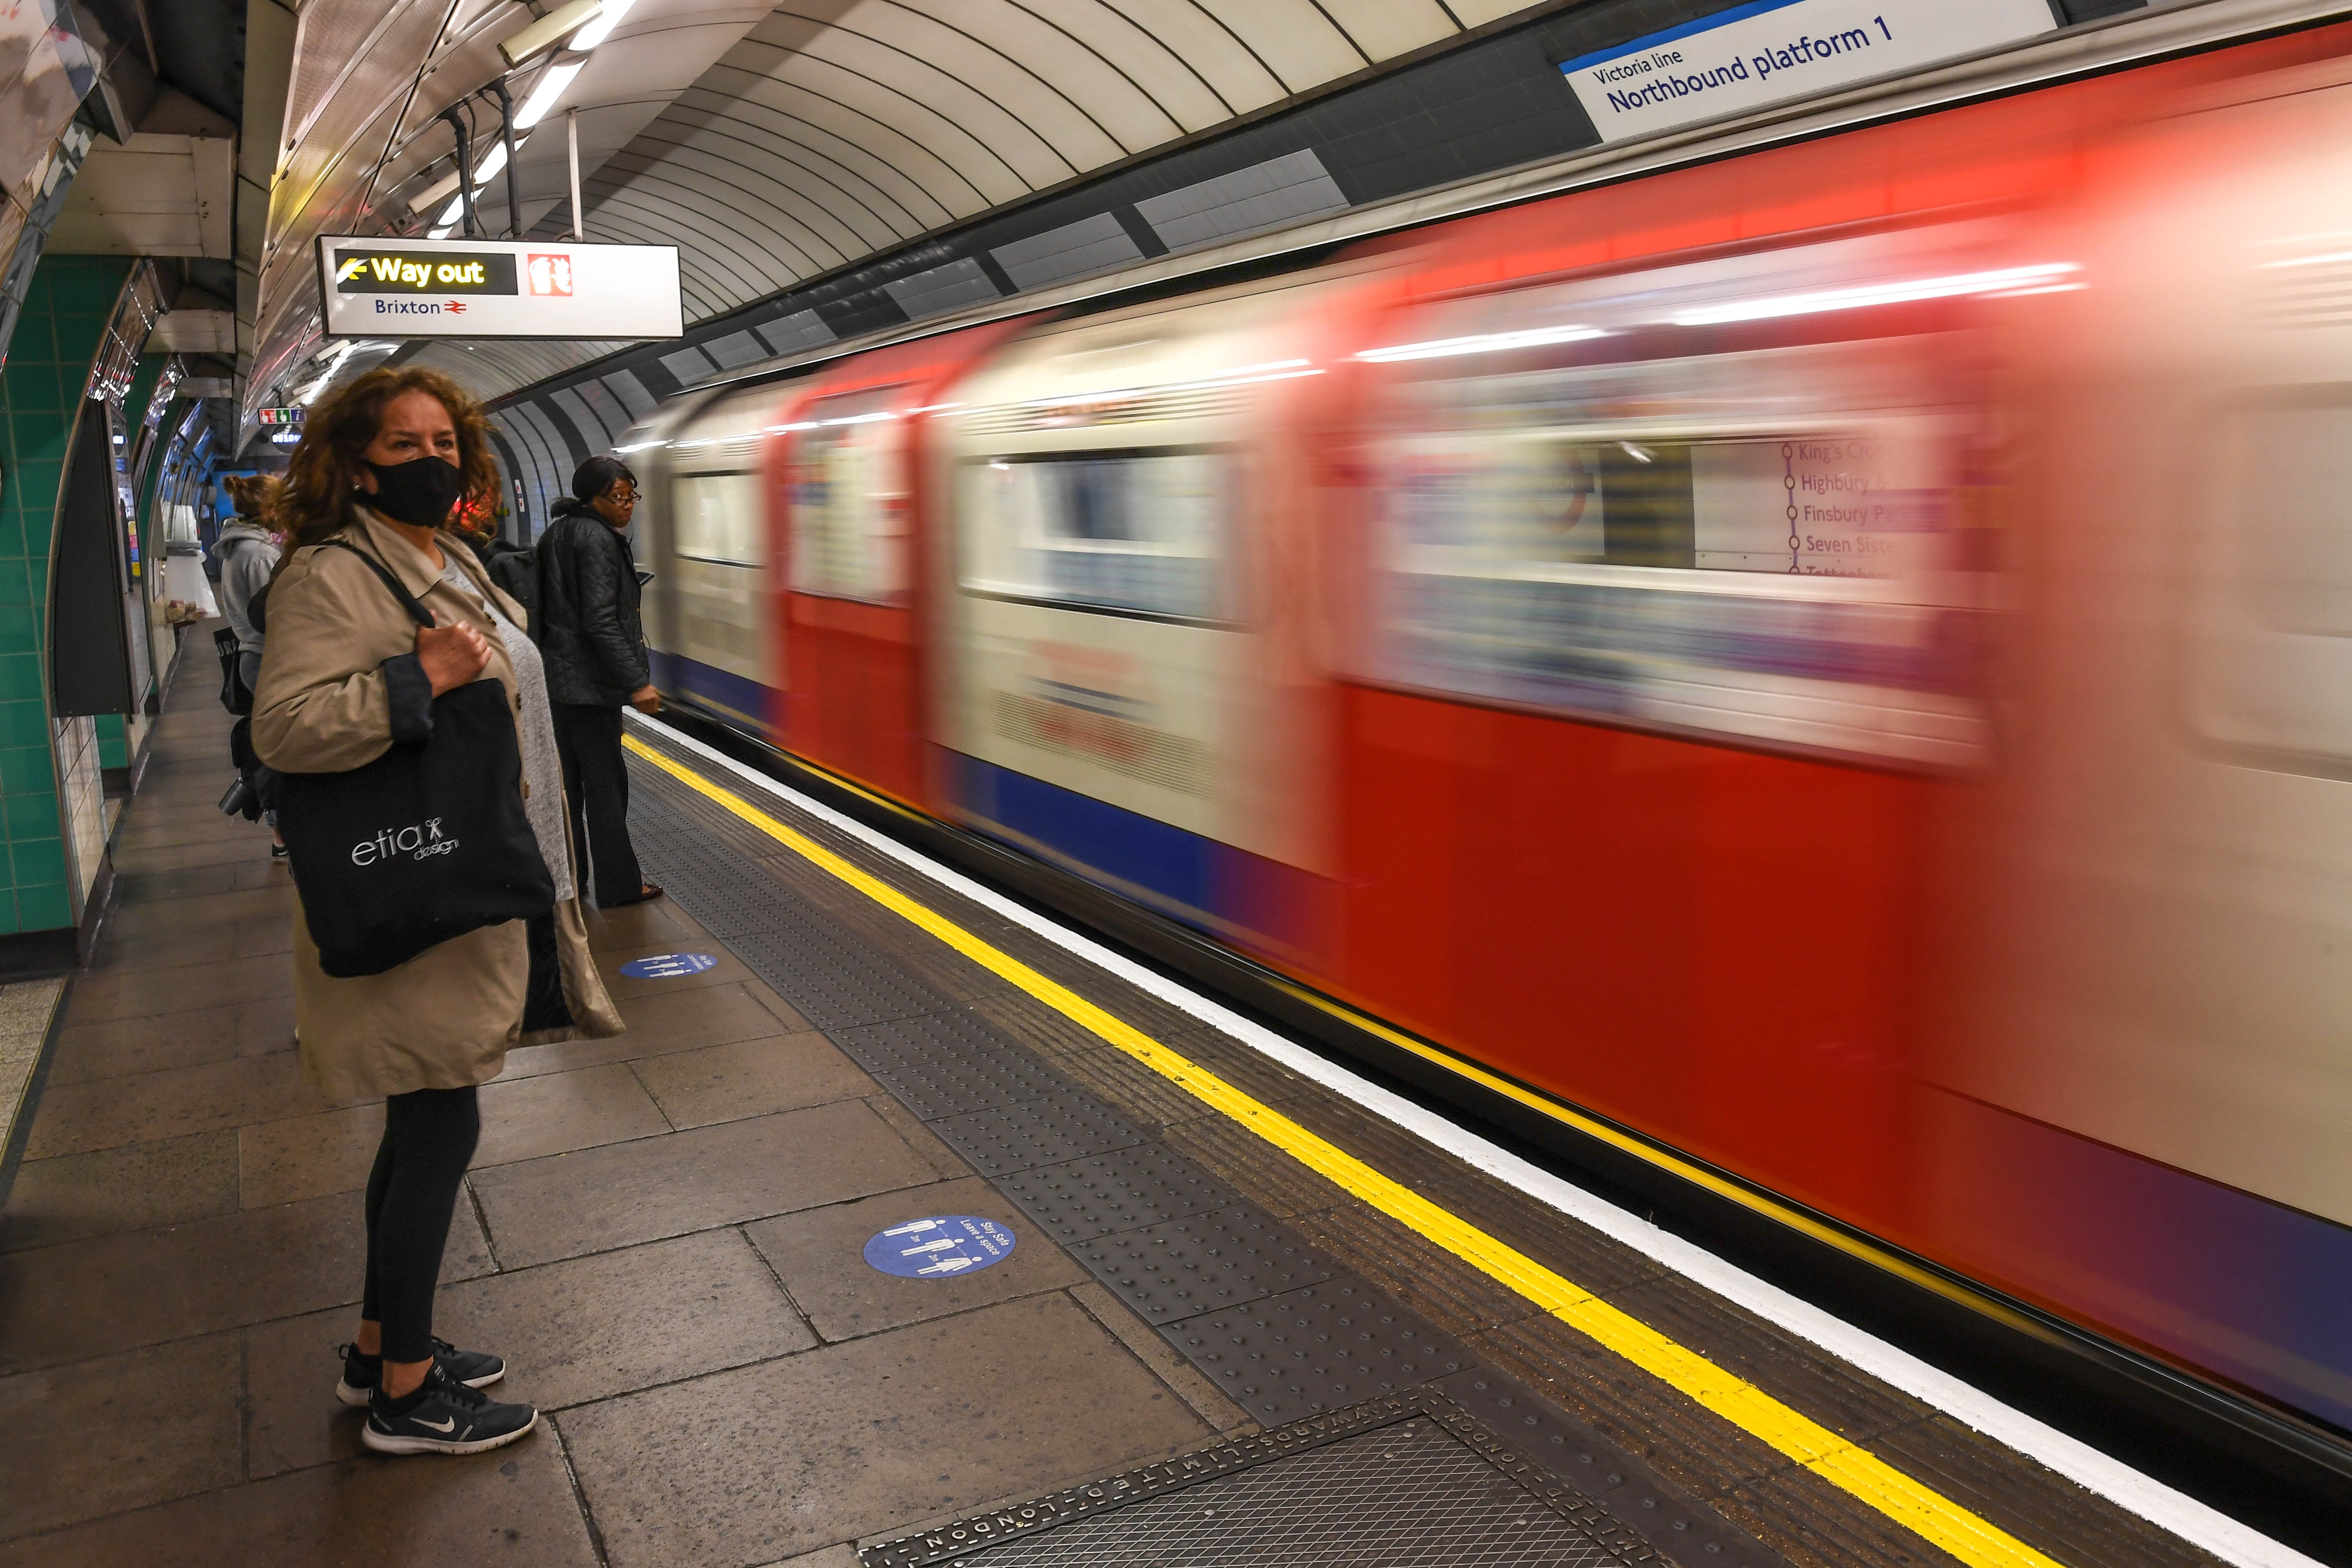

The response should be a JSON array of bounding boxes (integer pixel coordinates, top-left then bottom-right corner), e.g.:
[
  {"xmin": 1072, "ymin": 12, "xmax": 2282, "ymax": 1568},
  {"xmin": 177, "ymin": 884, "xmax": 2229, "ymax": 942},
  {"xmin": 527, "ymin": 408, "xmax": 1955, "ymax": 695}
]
[
  {"xmin": 618, "ymin": 952, "xmax": 718, "ymax": 979},
  {"xmin": 863, "ymin": 1216, "xmax": 1017, "ymax": 1279}
]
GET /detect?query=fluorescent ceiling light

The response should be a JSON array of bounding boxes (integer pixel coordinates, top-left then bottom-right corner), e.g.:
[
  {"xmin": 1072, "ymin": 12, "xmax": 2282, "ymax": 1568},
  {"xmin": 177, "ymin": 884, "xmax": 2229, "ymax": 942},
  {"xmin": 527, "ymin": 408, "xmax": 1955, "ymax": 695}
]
[
  {"xmin": 500, "ymin": 0, "xmax": 599, "ymax": 67},
  {"xmin": 473, "ymin": 142, "xmax": 507, "ymax": 185},
  {"xmin": 516, "ymin": 61, "xmax": 584, "ymax": 130},
  {"xmin": 569, "ymin": 0, "xmax": 637, "ymax": 49},
  {"xmin": 1670, "ymin": 264, "xmax": 2079, "ymax": 325},
  {"xmin": 1357, "ymin": 325, "xmax": 1606, "ymax": 362}
]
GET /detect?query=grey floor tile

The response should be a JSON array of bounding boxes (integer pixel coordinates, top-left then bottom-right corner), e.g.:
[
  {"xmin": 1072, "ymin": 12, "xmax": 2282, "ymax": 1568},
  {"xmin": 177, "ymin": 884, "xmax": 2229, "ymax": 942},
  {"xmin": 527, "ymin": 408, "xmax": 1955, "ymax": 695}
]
[
  {"xmin": 470, "ymin": 1099, "xmax": 939, "ymax": 1268},
  {"xmin": 629, "ymin": 1033, "xmax": 873, "ymax": 1130},
  {"xmin": 44, "ymin": 995, "xmax": 298, "ymax": 1085},
  {"xmin": 24, "ymin": 1050, "xmax": 340, "ymax": 1159},
  {"xmin": 0, "ymin": 1429, "xmax": 598, "ymax": 1566},
  {"xmin": 557, "ymin": 1292, "xmax": 1210, "ymax": 1568},
  {"xmin": 493, "ymin": 982, "xmax": 806, "ymax": 1081},
  {"xmin": 475, "ymin": 1062, "xmax": 673, "ymax": 1168},
  {"xmin": 0, "ymin": 1333, "xmax": 242, "ymax": 1541},
  {"xmin": 437, "ymin": 1228, "xmax": 816, "ymax": 1410},
  {"xmin": 746, "ymin": 1176, "xmax": 1083, "ymax": 1342},
  {"xmin": 0, "ymin": 1187, "xmax": 492, "ymax": 1375},
  {"xmin": 1, "ymin": 1131, "xmax": 242, "ymax": 1250},
  {"xmin": 238, "ymin": 1102, "xmax": 382, "ymax": 1209},
  {"xmin": 240, "ymin": 1305, "xmax": 368, "ymax": 1479},
  {"xmin": 61, "ymin": 953, "xmax": 296, "ymax": 1027},
  {"xmin": 583, "ymin": 896, "xmax": 707, "ymax": 955}
]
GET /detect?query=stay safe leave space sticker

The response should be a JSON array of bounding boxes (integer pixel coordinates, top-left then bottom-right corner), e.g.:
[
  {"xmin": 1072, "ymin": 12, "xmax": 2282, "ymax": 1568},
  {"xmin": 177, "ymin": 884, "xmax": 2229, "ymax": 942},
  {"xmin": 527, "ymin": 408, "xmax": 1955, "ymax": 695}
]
[
  {"xmin": 618, "ymin": 952, "xmax": 717, "ymax": 979},
  {"xmin": 863, "ymin": 1216, "xmax": 1018, "ymax": 1279}
]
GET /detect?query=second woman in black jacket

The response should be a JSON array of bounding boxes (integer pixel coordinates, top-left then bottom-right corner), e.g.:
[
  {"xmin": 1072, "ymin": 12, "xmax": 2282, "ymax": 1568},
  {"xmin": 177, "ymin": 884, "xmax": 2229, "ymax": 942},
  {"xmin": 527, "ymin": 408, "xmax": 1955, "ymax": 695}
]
[{"xmin": 535, "ymin": 456, "xmax": 663, "ymax": 908}]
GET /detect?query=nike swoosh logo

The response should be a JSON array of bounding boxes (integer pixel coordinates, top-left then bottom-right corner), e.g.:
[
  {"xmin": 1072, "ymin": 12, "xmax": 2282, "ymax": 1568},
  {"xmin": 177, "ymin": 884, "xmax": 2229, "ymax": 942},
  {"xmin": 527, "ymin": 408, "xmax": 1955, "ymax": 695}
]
[{"xmin": 416, "ymin": 1416, "xmax": 457, "ymax": 1433}]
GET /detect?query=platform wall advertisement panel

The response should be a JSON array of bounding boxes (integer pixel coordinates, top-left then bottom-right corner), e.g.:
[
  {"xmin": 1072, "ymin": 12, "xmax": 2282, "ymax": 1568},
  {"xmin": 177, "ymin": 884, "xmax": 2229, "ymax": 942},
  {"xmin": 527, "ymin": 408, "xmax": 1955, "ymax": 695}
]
[
  {"xmin": 315, "ymin": 237, "xmax": 684, "ymax": 339},
  {"xmin": 1557, "ymin": 0, "xmax": 2057, "ymax": 144}
]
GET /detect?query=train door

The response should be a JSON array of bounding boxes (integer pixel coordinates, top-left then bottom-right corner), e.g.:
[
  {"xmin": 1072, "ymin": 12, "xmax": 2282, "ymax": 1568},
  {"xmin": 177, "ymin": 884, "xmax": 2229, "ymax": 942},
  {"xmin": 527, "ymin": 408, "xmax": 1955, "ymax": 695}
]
[
  {"xmin": 651, "ymin": 386, "xmax": 789, "ymax": 735},
  {"xmin": 1336, "ymin": 222, "xmax": 2010, "ymax": 1223},
  {"xmin": 774, "ymin": 321, "xmax": 1027, "ymax": 809},
  {"xmin": 1927, "ymin": 56, "xmax": 2352, "ymax": 1432},
  {"xmin": 932, "ymin": 272, "xmax": 1359, "ymax": 961}
]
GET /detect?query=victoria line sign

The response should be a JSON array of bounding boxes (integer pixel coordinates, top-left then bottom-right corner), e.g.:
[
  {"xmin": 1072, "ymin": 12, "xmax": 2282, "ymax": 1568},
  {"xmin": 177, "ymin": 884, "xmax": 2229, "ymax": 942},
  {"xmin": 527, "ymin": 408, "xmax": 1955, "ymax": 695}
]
[
  {"xmin": 1557, "ymin": 0, "xmax": 2057, "ymax": 144},
  {"xmin": 315, "ymin": 236, "xmax": 684, "ymax": 340}
]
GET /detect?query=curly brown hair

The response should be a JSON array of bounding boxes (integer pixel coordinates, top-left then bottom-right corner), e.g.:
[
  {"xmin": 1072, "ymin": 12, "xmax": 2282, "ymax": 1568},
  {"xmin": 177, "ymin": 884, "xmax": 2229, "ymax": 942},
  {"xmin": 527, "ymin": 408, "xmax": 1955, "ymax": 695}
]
[
  {"xmin": 268, "ymin": 365, "xmax": 500, "ymax": 550},
  {"xmin": 219, "ymin": 472, "xmax": 279, "ymax": 520}
]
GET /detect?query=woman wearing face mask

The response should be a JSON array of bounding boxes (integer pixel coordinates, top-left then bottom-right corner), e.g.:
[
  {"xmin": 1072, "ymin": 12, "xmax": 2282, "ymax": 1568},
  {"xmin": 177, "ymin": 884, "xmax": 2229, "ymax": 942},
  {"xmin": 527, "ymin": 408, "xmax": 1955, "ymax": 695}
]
[{"xmin": 252, "ymin": 367, "xmax": 621, "ymax": 1456}]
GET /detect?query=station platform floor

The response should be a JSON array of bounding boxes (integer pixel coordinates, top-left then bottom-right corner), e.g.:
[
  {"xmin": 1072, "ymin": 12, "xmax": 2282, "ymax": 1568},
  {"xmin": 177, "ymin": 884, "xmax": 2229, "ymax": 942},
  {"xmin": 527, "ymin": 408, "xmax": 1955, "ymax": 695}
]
[{"xmin": 0, "ymin": 656, "xmax": 2276, "ymax": 1567}]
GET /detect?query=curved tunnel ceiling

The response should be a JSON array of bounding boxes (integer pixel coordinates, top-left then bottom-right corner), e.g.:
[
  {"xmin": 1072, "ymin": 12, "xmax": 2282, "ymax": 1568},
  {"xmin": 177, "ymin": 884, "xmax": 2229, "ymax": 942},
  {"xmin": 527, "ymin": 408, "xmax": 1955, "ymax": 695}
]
[{"xmin": 253, "ymin": 0, "xmax": 1549, "ymax": 425}]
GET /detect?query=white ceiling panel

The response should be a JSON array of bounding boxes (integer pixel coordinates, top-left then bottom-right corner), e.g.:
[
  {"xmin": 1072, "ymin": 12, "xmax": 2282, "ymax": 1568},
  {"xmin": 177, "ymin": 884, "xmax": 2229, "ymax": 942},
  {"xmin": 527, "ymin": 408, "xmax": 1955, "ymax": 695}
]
[{"xmin": 257, "ymin": 0, "xmax": 1555, "ymax": 414}]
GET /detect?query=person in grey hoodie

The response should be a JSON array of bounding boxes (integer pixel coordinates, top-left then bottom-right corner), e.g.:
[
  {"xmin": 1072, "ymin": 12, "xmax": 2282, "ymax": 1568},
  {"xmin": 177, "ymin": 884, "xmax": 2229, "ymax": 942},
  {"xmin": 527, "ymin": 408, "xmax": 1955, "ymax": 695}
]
[
  {"xmin": 215, "ymin": 474, "xmax": 282, "ymax": 696},
  {"xmin": 214, "ymin": 474, "xmax": 285, "ymax": 856}
]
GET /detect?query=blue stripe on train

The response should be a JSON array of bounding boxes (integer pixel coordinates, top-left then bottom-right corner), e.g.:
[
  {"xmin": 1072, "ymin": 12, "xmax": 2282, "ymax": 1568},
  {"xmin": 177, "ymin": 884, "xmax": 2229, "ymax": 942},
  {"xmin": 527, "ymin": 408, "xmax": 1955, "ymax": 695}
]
[
  {"xmin": 947, "ymin": 750, "xmax": 1218, "ymax": 928},
  {"xmin": 651, "ymin": 649, "xmax": 776, "ymax": 736}
]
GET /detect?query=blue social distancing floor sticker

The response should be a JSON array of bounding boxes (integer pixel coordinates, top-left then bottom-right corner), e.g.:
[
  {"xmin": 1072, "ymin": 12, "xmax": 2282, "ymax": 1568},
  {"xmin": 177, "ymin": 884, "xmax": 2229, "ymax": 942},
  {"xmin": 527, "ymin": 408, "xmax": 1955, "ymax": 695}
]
[
  {"xmin": 864, "ymin": 1216, "xmax": 1017, "ymax": 1279},
  {"xmin": 618, "ymin": 952, "xmax": 718, "ymax": 979}
]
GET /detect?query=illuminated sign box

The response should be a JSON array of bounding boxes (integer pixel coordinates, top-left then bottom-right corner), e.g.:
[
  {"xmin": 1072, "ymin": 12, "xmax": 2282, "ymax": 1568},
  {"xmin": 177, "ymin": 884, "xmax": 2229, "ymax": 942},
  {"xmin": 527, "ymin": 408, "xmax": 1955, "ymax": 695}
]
[
  {"xmin": 257, "ymin": 406, "xmax": 304, "ymax": 425},
  {"xmin": 1556, "ymin": 0, "xmax": 2053, "ymax": 144},
  {"xmin": 314, "ymin": 236, "xmax": 684, "ymax": 340}
]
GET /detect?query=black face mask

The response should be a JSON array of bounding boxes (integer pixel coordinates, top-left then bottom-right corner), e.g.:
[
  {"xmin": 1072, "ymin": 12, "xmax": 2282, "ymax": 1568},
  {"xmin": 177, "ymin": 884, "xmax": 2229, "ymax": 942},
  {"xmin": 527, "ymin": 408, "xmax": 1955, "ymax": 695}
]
[{"xmin": 362, "ymin": 456, "xmax": 466, "ymax": 528}]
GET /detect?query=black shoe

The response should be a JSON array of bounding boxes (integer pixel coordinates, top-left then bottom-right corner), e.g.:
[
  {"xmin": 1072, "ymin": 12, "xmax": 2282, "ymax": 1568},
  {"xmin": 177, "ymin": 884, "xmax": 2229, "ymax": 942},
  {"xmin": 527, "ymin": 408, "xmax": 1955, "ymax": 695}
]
[
  {"xmin": 269, "ymin": 842, "xmax": 289, "ymax": 860},
  {"xmin": 363, "ymin": 1361, "xmax": 536, "ymax": 1456},
  {"xmin": 336, "ymin": 1338, "xmax": 506, "ymax": 1409}
]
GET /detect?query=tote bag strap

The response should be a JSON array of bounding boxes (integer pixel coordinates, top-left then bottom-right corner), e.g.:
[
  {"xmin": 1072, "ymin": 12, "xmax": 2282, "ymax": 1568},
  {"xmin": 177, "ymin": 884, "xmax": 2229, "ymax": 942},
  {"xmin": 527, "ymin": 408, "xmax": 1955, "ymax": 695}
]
[{"xmin": 317, "ymin": 537, "xmax": 435, "ymax": 629}]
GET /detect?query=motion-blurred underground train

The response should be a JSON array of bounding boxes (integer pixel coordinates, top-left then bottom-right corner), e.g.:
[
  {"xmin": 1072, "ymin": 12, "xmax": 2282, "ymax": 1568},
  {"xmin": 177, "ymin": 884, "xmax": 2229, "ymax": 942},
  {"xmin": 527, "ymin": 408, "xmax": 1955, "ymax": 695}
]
[{"xmin": 610, "ymin": 22, "xmax": 2352, "ymax": 1443}]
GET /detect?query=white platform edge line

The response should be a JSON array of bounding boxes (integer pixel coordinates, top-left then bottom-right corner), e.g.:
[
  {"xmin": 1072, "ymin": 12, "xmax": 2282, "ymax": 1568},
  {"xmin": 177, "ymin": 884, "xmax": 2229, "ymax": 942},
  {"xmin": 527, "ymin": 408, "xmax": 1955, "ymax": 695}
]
[{"xmin": 626, "ymin": 711, "xmax": 2318, "ymax": 1568}]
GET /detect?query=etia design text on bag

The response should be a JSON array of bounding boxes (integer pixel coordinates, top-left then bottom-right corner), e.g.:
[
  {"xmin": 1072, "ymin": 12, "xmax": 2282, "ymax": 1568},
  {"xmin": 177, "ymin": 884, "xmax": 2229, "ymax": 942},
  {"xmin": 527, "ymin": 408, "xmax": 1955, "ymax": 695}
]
[{"xmin": 349, "ymin": 818, "xmax": 460, "ymax": 866}]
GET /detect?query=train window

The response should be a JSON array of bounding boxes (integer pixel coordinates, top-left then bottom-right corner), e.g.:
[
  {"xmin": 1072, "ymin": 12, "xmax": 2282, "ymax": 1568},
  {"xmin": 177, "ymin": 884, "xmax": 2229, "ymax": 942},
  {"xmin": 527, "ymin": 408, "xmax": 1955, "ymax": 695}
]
[
  {"xmin": 790, "ymin": 389, "xmax": 907, "ymax": 604},
  {"xmin": 958, "ymin": 449, "xmax": 1229, "ymax": 623},
  {"xmin": 2187, "ymin": 392, "xmax": 2352, "ymax": 768},
  {"xmin": 672, "ymin": 471, "xmax": 765, "ymax": 566},
  {"xmin": 1369, "ymin": 349, "xmax": 1981, "ymax": 767}
]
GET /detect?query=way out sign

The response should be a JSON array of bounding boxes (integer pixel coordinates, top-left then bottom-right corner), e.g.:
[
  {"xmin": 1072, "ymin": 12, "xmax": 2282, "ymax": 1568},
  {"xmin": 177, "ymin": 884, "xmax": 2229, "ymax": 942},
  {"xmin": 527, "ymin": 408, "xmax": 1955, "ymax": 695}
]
[{"xmin": 863, "ymin": 1216, "xmax": 1017, "ymax": 1279}]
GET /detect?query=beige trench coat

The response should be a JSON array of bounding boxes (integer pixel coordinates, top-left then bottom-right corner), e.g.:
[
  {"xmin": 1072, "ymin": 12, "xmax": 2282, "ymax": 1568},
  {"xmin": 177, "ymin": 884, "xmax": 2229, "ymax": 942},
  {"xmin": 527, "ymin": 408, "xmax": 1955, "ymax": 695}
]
[{"xmin": 253, "ymin": 509, "xmax": 623, "ymax": 1101}]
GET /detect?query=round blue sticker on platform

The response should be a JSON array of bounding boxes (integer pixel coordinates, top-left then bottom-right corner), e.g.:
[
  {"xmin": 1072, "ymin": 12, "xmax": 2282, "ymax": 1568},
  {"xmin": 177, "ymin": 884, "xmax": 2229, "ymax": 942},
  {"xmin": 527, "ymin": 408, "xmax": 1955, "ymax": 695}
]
[
  {"xmin": 863, "ymin": 1216, "xmax": 1017, "ymax": 1279},
  {"xmin": 618, "ymin": 952, "xmax": 717, "ymax": 980}
]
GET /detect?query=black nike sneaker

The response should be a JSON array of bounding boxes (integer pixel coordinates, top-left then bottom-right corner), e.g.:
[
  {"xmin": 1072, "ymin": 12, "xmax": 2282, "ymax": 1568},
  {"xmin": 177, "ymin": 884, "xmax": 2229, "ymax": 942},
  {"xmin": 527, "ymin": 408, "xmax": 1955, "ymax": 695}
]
[
  {"xmin": 363, "ymin": 1361, "xmax": 537, "ymax": 1456},
  {"xmin": 335, "ymin": 1338, "xmax": 506, "ymax": 1408}
]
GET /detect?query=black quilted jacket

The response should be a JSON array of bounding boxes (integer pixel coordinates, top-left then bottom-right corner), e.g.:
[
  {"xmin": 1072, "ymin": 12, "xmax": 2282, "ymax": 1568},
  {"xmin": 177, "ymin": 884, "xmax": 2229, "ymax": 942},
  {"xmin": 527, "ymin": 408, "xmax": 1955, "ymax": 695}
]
[{"xmin": 534, "ymin": 513, "xmax": 648, "ymax": 707}]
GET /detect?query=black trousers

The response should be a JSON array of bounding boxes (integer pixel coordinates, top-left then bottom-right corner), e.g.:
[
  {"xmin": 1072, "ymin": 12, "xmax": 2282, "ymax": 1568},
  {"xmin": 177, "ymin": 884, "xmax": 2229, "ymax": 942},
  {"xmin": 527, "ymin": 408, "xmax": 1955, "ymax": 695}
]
[
  {"xmin": 551, "ymin": 701, "xmax": 642, "ymax": 906},
  {"xmin": 361, "ymin": 1086, "xmax": 480, "ymax": 1362}
]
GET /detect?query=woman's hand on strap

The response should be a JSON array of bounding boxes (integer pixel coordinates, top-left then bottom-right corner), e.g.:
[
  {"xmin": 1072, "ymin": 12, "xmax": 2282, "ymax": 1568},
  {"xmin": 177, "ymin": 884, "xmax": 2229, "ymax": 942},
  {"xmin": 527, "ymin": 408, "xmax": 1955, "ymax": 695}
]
[{"xmin": 416, "ymin": 621, "xmax": 491, "ymax": 696}]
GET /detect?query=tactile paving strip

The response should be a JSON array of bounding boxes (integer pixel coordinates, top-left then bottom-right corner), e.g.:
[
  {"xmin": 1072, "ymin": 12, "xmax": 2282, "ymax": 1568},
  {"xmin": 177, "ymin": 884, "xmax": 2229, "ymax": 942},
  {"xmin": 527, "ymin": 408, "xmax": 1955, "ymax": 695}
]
[
  {"xmin": 926, "ymin": 1097, "xmax": 1151, "ymax": 1175},
  {"xmin": 995, "ymin": 1146, "xmax": 1244, "ymax": 1244},
  {"xmin": 1163, "ymin": 1278, "xmax": 1473, "ymax": 1424},
  {"xmin": 833, "ymin": 1014, "xmax": 1078, "ymax": 1120},
  {"xmin": 860, "ymin": 1388, "xmax": 1682, "ymax": 1568},
  {"xmin": 630, "ymin": 805, "xmax": 947, "ymax": 1029},
  {"xmin": 1440, "ymin": 1369, "xmax": 1786, "ymax": 1567},
  {"xmin": 1073, "ymin": 1203, "xmax": 1335, "ymax": 1325},
  {"xmin": 628, "ymin": 734, "xmax": 1786, "ymax": 1568}
]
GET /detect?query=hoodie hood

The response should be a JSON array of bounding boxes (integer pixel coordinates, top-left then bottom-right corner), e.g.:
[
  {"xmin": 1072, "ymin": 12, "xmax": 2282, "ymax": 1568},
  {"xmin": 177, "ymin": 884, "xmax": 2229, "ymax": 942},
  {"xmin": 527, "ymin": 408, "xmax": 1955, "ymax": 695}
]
[{"xmin": 212, "ymin": 519, "xmax": 278, "ymax": 558}]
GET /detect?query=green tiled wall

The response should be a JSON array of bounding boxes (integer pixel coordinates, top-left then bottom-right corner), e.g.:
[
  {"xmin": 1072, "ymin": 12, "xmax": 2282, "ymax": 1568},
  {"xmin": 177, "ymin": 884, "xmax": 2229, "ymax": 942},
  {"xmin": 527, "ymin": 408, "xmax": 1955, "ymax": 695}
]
[{"xmin": 0, "ymin": 255, "xmax": 131, "ymax": 934}]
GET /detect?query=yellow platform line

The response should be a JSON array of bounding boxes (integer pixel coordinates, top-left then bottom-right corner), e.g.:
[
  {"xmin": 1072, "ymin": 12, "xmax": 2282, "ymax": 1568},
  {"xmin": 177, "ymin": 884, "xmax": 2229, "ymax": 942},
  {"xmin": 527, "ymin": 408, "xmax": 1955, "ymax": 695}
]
[{"xmin": 624, "ymin": 733, "xmax": 2069, "ymax": 1568}]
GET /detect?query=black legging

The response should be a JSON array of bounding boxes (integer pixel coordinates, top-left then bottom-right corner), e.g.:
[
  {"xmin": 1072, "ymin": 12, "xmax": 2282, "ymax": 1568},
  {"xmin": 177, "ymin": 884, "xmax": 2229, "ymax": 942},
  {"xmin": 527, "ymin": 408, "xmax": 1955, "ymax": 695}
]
[{"xmin": 361, "ymin": 1086, "xmax": 481, "ymax": 1363}]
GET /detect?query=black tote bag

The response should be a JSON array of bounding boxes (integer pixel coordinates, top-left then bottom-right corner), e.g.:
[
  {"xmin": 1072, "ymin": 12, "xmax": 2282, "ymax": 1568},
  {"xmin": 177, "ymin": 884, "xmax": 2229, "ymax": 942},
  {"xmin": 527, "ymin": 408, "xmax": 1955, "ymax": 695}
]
[{"xmin": 274, "ymin": 540, "xmax": 555, "ymax": 977}]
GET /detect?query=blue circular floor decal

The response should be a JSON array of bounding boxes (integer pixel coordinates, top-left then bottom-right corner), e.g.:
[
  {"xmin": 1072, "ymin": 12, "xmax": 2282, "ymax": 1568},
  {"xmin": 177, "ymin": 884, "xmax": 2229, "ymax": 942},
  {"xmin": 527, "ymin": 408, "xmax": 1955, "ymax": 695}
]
[
  {"xmin": 618, "ymin": 952, "xmax": 717, "ymax": 979},
  {"xmin": 863, "ymin": 1216, "xmax": 1017, "ymax": 1279}
]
